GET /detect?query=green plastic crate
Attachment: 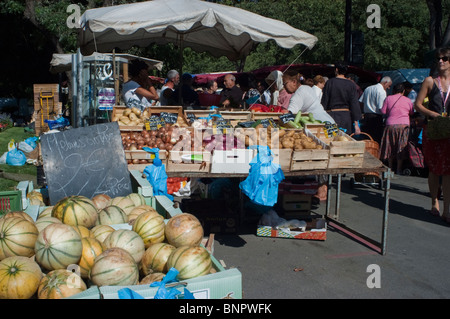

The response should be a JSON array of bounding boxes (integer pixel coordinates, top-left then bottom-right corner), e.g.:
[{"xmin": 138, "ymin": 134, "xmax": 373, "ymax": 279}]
[{"xmin": 0, "ymin": 190, "xmax": 22, "ymax": 216}]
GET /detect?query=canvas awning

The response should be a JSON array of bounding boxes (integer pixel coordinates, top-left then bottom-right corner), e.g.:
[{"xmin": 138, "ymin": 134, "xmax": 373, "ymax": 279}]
[{"xmin": 78, "ymin": 0, "xmax": 318, "ymax": 61}]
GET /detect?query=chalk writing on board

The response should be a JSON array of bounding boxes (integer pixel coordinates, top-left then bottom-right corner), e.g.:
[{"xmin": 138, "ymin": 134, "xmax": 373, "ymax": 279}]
[{"xmin": 41, "ymin": 122, "xmax": 132, "ymax": 205}]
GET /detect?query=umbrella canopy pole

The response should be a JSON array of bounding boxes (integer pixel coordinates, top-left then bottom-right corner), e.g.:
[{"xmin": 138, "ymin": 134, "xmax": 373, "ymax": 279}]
[{"xmin": 178, "ymin": 34, "xmax": 184, "ymax": 105}]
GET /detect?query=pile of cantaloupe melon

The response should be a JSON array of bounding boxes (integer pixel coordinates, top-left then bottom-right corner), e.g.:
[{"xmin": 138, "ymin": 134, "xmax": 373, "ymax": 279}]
[{"xmin": 0, "ymin": 192, "xmax": 212, "ymax": 299}]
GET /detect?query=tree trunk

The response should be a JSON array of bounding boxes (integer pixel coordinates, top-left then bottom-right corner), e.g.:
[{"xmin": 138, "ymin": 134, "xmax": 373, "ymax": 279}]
[
  {"xmin": 442, "ymin": 16, "xmax": 450, "ymax": 47},
  {"xmin": 426, "ymin": 0, "xmax": 442, "ymax": 50}
]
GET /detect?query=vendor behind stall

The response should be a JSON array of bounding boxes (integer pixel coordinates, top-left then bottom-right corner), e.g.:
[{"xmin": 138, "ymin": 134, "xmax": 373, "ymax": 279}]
[
  {"xmin": 122, "ymin": 59, "xmax": 159, "ymax": 110},
  {"xmin": 283, "ymin": 70, "xmax": 335, "ymax": 123},
  {"xmin": 219, "ymin": 74, "xmax": 244, "ymax": 108}
]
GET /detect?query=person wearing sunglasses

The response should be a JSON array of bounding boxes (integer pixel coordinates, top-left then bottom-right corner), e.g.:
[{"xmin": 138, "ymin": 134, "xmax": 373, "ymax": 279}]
[{"xmin": 415, "ymin": 47, "xmax": 450, "ymax": 223}]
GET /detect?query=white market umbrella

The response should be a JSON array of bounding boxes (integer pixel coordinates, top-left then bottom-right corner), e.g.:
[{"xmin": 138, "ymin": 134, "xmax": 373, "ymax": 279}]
[{"xmin": 78, "ymin": 0, "xmax": 318, "ymax": 62}]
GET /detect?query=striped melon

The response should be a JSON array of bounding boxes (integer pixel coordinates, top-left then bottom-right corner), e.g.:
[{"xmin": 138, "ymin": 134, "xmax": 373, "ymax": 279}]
[
  {"xmin": 35, "ymin": 217, "xmax": 62, "ymax": 233},
  {"xmin": 140, "ymin": 242, "xmax": 176, "ymax": 275},
  {"xmin": 96, "ymin": 205, "xmax": 127, "ymax": 225},
  {"xmin": 37, "ymin": 206, "xmax": 53, "ymax": 220},
  {"xmin": 132, "ymin": 212, "xmax": 165, "ymax": 248},
  {"xmin": 0, "ymin": 256, "xmax": 42, "ymax": 299},
  {"xmin": 166, "ymin": 246, "xmax": 212, "ymax": 280},
  {"xmin": 139, "ymin": 272, "xmax": 165, "ymax": 285},
  {"xmin": 103, "ymin": 229, "xmax": 145, "ymax": 263},
  {"xmin": 165, "ymin": 213, "xmax": 204, "ymax": 248},
  {"xmin": 34, "ymin": 223, "xmax": 82, "ymax": 271},
  {"xmin": 38, "ymin": 269, "xmax": 86, "ymax": 299},
  {"xmin": 126, "ymin": 193, "xmax": 147, "ymax": 207},
  {"xmin": 89, "ymin": 247, "xmax": 139, "ymax": 286},
  {"xmin": 1, "ymin": 211, "xmax": 34, "ymax": 224},
  {"xmin": 109, "ymin": 196, "xmax": 135, "ymax": 215},
  {"xmin": 78, "ymin": 237, "xmax": 105, "ymax": 279},
  {"xmin": 91, "ymin": 225, "xmax": 115, "ymax": 243},
  {"xmin": 127, "ymin": 205, "xmax": 158, "ymax": 224},
  {"xmin": 72, "ymin": 225, "xmax": 94, "ymax": 239},
  {"xmin": 0, "ymin": 217, "xmax": 38, "ymax": 260},
  {"xmin": 52, "ymin": 196, "xmax": 98, "ymax": 229},
  {"xmin": 91, "ymin": 194, "xmax": 111, "ymax": 210}
]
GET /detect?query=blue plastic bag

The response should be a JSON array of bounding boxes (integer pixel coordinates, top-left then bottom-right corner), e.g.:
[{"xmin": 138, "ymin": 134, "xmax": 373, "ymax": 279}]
[
  {"xmin": 117, "ymin": 268, "xmax": 195, "ymax": 299},
  {"xmin": 6, "ymin": 149, "xmax": 26, "ymax": 166},
  {"xmin": 142, "ymin": 147, "xmax": 173, "ymax": 201},
  {"xmin": 150, "ymin": 268, "xmax": 195, "ymax": 299},
  {"xmin": 24, "ymin": 137, "xmax": 39, "ymax": 149},
  {"xmin": 239, "ymin": 145, "xmax": 284, "ymax": 207}
]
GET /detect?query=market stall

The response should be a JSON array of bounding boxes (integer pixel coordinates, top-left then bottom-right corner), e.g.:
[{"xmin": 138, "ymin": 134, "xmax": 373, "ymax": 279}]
[{"xmin": 112, "ymin": 104, "xmax": 390, "ymax": 255}]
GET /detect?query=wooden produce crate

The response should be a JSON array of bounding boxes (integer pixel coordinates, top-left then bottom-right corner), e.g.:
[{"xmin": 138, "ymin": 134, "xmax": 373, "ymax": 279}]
[
  {"xmin": 219, "ymin": 110, "xmax": 252, "ymax": 127},
  {"xmin": 271, "ymin": 148, "xmax": 292, "ymax": 172},
  {"xmin": 251, "ymin": 111, "xmax": 283, "ymax": 121},
  {"xmin": 126, "ymin": 150, "xmax": 168, "ymax": 172},
  {"xmin": 289, "ymin": 129, "xmax": 329, "ymax": 171},
  {"xmin": 166, "ymin": 150, "xmax": 211, "ymax": 173},
  {"xmin": 305, "ymin": 123, "xmax": 327, "ymax": 142},
  {"xmin": 33, "ymin": 84, "xmax": 62, "ymax": 135},
  {"xmin": 112, "ymin": 106, "xmax": 145, "ymax": 131},
  {"xmin": 149, "ymin": 106, "xmax": 189, "ymax": 127},
  {"xmin": 327, "ymin": 132, "xmax": 366, "ymax": 169}
]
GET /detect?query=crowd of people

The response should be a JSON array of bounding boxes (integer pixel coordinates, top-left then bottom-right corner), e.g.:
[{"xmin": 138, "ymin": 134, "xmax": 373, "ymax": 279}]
[{"xmin": 121, "ymin": 48, "xmax": 450, "ymax": 218}]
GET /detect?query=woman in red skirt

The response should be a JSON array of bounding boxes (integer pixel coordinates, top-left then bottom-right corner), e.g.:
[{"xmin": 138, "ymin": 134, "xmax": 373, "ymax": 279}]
[
  {"xmin": 380, "ymin": 82, "xmax": 414, "ymax": 174},
  {"xmin": 415, "ymin": 47, "xmax": 450, "ymax": 223}
]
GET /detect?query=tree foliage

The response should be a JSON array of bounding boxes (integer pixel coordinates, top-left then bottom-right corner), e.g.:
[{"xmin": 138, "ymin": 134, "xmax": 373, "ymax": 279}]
[{"xmin": 0, "ymin": 0, "xmax": 449, "ymax": 98}]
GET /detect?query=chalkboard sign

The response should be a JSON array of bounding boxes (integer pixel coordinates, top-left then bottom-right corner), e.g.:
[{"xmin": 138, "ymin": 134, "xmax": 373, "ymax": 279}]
[
  {"xmin": 279, "ymin": 113, "xmax": 295, "ymax": 124},
  {"xmin": 40, "ymin": 122, "xmax": 132, "ymax": 205}
]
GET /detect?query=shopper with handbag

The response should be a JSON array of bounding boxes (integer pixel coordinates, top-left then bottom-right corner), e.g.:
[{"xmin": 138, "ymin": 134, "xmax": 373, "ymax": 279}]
[
  {"xmin": 414, "ymin": 47, "xmax": 450, "ymax": 222},
  {"xmin": 379, "ymin": 82, "xmax": 414, "ymax": 174}
]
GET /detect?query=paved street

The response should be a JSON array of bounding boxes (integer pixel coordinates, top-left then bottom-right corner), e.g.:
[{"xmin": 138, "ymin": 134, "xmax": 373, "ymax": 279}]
[{"xmin": 213, "ymin": 173, "xmax": 450, "ymax": 299}]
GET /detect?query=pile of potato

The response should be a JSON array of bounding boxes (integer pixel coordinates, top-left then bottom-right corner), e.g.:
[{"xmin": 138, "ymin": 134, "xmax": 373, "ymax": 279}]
[
  {"xmin": 113, "ymin": 107, "xmax": 149, "ymax": 126},
  {"xmin": 280, "ymin": 130, "xmax": 323, "ymax": 151}
]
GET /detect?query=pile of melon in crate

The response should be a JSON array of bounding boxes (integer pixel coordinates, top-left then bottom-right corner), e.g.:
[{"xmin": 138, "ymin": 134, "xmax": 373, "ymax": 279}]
[{"xmin": 0, "ymin": 193, "xmax": 212, "ymax": 299}]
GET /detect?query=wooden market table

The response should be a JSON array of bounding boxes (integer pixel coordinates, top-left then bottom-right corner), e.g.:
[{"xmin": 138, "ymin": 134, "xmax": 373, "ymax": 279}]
[{"xmin": 161, "ymin": 152, "xmax": 391, "ymax": 255}]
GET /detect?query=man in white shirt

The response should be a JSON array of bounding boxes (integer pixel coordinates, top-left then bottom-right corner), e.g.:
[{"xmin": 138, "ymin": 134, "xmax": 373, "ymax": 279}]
[
  {"xmin": 359, "ymin": 76, "xmax": 392, "ymax": 144},
  {"xmin": 160, "ymin": 70, "xmax": 180, "ymax": 106},
  {"xmin": 284, "ymin": 70, "xmax": 335, "ymax": 124}
]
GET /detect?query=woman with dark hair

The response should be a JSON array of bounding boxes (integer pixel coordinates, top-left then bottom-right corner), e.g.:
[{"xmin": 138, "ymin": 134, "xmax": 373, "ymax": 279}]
[
  {"xmin": 379, "ymin": 82, "xmax": 414, "ymax": 174},
  {"xmin": 415, "ymin": 47, "xmax": 450, "ymax": 222},
  {"xmin": 321, "ymin": 61, "xmax": 362, "ymax": 134},
  {"xmin": 122, "ymin": 59, "xmax": 159, "ymax": 110}
]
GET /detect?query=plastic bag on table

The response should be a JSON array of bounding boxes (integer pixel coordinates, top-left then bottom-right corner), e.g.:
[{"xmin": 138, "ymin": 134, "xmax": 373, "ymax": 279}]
[
  {"xmin": 6, "ymin": 149, "xmax": 26, "ymax": 166},
  {"xmin": 239, "ymin": 145, "xmax": 284, "ymax": 207},
  {"xmin": 142, "ymin": 147, "xmax": 173, "ymax": 201}
]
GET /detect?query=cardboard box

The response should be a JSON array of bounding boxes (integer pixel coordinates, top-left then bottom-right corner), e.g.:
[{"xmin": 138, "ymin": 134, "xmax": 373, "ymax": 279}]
[
  {"xmin": 166, "ymin": 150, "xmax": 211, "ymax": 173},
  {"xmin": 281, "ymin": 193, "xmax": 312, "ymax": 212},
  {"xmin": 257, "ymin": 218, "xmax": 327, "ymax": 241},
  {"xmin": 97, "ymin": 253, "xmax": 242, "ymax": 299},
  {"xmin": 182, "ymin": 199, "xmax": 239, "ymax": 234},
  {"xmin": 210, "ymin": 149, "xmax": 256, "ymax": 174}
]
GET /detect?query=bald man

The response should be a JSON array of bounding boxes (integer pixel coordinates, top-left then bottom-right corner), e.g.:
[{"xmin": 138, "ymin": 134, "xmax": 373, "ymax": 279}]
[{"xmin": 219, "ymin": 74, "xmax": 244, "ymax": 108}]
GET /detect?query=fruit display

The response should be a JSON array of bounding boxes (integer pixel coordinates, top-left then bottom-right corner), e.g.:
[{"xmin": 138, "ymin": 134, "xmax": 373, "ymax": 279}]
[
  {"xmin": 37, "ymin": 269, "xmax": 87, "ymax": 299},
  {"xmin": 0, "ymin": 256, "xmax": 42, "ymax": 299},
  {"xmin": 0, "ymin": 192, "xmax": 217, "ymax": 299},
  {"xmin": 0, "ymin": 217, "xmax": 38, "ymax": 259}
]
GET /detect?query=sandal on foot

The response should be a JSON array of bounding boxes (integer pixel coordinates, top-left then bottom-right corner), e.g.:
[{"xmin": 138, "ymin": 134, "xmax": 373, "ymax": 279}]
[{"xmin": 429, "ymin": 208, "xmax": 440, "ymax": 216}]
